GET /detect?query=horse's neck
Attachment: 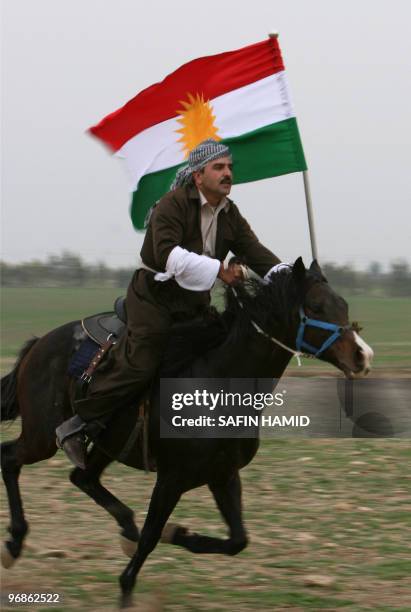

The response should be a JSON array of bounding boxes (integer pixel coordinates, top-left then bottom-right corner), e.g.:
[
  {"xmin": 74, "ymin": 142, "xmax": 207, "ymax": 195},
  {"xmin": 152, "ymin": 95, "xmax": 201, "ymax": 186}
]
[{"xmin": 207, "ymin": 325, "xmax": 293, "ymax": 379}]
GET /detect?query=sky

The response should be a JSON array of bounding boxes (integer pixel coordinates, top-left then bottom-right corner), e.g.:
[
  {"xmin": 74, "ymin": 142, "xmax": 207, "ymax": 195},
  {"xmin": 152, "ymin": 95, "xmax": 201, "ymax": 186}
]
[{"xmin": 1, "ymin": 0, "xmax": 410, "ymax": 270}]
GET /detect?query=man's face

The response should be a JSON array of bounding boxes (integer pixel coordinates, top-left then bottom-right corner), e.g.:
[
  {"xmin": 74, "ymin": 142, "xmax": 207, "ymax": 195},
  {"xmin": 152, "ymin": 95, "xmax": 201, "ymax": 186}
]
[{"xmin": 193, "ymin": 156, "xmax": 233, "ymax": 201}]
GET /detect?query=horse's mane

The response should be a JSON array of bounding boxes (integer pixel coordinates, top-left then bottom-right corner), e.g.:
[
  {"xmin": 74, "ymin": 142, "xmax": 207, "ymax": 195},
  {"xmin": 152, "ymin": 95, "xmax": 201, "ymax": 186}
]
[
  {"xmin": 222, "ymin": 269, "xmax": 300, "ymax": 345},
  {"xmin": 160, "ymin": 269, "xmax": 301, "ymax": 376}
]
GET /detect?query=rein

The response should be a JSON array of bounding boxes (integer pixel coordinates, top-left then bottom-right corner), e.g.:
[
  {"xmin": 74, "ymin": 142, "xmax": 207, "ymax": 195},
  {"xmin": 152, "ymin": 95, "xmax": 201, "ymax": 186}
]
[{"xmin": 231, "ymin": 287, "xmax": 352, "ymax": 367}]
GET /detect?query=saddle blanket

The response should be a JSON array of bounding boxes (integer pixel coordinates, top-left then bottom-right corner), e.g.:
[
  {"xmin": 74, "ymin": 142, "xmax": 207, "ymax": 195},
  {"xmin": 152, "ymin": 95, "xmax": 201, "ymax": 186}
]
[{"xmin": 68, "ymin": 337, "xmax": 100, "ymax": 379}]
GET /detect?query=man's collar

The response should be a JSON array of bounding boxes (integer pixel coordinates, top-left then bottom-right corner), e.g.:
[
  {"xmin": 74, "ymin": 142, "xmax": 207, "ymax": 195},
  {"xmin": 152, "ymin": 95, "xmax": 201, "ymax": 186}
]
[{"xmin": 198, "ymin": 188, "xmax": 231, "ymax": 212}]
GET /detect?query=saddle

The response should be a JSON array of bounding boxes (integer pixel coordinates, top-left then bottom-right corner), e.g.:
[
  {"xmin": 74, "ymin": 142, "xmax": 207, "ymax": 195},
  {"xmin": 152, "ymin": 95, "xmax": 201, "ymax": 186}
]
[
  {"xmin": 82, "ymin": 296, "xmax": 127, "ymax": 345},
  {"xmin": 68, "ymin": 297, "xmax": 127, "ymax": 384}
]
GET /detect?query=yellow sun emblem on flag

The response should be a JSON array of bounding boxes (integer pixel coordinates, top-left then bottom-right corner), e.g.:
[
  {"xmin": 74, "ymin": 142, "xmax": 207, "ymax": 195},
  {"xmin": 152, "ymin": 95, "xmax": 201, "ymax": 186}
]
[{"xmin": 176, "ymin": 93, "xmax": 221, "ymax": 158}]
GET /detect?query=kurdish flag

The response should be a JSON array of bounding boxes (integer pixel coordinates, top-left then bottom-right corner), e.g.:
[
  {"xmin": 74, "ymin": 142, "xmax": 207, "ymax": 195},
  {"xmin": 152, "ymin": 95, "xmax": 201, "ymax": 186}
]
[{"xmin": 90, "ymin": 37, "xmax": 307, "ymax": 230}]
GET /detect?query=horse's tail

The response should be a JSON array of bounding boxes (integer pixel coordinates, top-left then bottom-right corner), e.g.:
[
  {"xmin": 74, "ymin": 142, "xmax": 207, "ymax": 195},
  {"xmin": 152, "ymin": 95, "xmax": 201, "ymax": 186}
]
[{"xmin": 1, "ymin": 337, "xmax": 39, "ymax": 422}]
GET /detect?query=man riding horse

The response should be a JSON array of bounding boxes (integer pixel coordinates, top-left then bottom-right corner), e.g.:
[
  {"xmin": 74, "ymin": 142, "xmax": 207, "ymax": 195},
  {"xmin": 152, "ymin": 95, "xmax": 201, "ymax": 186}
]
[{"xmin": 56, "ymin": 139, "xmax": 289, "ymax": 468}]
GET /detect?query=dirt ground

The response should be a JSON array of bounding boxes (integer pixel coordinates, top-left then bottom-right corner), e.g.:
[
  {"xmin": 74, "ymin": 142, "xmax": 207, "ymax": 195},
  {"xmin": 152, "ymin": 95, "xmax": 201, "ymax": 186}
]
[{"xmin": 1, "ymin": 428, "xmax": 410, "ymax": 612}]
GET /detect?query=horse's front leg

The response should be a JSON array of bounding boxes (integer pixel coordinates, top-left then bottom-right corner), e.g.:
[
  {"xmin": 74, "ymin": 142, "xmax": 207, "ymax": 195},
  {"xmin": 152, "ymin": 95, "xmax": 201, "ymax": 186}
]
[
  {"xmin": 119, "ymin": 473, "xmax": 182, "ymax": 608},
  {"xmin": 163, "ymin": 471, "xmax": 248, "ymax": 555},
  {"xmin": 210, "ymin": 470, "xmax": 248, "ymax": 554}
]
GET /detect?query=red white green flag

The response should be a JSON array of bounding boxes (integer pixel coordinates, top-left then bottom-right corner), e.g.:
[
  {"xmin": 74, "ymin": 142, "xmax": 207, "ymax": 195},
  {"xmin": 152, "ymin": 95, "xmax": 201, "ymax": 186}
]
[{"xmin": 90, "ymin": 38, "xmax": 307, "ymax": 229}]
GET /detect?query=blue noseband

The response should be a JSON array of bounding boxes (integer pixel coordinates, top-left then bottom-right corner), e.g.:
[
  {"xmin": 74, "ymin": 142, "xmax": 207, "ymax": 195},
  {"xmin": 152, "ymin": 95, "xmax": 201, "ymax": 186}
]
[{"xmin": 296, "ymin": 307, "xmax": 350, "ymax": 357}]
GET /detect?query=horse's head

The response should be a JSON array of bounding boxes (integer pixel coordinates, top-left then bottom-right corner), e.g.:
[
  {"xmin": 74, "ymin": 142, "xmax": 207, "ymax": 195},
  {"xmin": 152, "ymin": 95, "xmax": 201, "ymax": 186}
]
[{"xmin": 290, "ymin": 257, "xmax": 374, "ymax": 378}]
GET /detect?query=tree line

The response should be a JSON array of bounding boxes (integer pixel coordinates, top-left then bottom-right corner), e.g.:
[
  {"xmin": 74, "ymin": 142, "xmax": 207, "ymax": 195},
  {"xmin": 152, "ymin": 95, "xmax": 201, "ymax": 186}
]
[{"xmin": 1, "ymin": 251, "xmax": 410, "ymax": 296}]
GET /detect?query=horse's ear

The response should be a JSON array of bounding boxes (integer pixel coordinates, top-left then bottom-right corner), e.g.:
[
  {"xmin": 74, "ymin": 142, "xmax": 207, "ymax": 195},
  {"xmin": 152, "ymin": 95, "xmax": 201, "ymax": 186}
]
[
  {"xmin": 309, "ymin": 259, "xmax": 327, "ymax": 281},
  {"xmin": 309, "ymin": 259, "xmax": 321, "ymax": 274},
  {"xmin": 292, "ymin": 257, "xmax": 306, "ymax": 285}
]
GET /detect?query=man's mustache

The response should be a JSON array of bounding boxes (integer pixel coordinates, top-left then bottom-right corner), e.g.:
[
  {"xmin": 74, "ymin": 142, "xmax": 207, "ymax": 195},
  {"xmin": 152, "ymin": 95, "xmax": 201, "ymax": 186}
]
[{"xmin": 220, "ymin": 177, "xmax": 232, "ymax": 184}]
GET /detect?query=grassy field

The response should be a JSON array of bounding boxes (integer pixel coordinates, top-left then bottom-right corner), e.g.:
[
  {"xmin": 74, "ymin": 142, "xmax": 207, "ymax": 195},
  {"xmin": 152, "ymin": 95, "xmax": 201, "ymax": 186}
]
[
  {"xmin": 1, "ymin": 288, "xmax": 410, "ymax": 610},
  {"xmin": 0, "ymin": 288, "xmax": 124, "ymax": 363},
  {"xmin": 1, "ymin": 287, "xmax": 410, "ymax": 372},
  {"xmin": 0, "ymin": 428, "xmax": 410, "ymax": 611}
]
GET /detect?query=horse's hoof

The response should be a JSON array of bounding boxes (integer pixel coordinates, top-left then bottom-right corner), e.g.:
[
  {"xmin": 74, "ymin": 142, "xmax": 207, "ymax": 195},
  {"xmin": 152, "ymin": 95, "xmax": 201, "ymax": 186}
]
[
  {"xmin": 119, "ymin": 592, "xmax": 134, "ymax": 609},
  {"xmin": 161, "ymin": 522, "xmax": 184, "ymax": 544},
  {"xmin": 120, "ymin": 535, "xmax": 138, "ymax": 558},
  {"xmin": 1, "ymin": 543, "xmax": 17, "ymax": 569}
]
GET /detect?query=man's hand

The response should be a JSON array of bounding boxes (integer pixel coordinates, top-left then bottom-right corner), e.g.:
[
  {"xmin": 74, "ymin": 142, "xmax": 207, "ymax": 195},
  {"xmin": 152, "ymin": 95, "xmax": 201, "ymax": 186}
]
[{"xmin": 217, "ymin": 262, "xmax": 244, "ymax": 286}]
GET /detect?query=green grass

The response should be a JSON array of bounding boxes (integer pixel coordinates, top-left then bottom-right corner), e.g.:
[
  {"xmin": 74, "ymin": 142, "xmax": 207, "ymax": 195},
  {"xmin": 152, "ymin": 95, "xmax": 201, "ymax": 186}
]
[
  {"xmin": 0, "ymin": 287, "xmax": 125, "ymax": 359},
  {"xmin": 368, "ymin": 559, "xmax": 411, "ymax": 580},
  {"xmin": 1, "ymin": 288, "xmax": 410, "ymax": 369},
  {"xmin": 348, "ymin": 296, "xmax": 411, "ymax": 369}
]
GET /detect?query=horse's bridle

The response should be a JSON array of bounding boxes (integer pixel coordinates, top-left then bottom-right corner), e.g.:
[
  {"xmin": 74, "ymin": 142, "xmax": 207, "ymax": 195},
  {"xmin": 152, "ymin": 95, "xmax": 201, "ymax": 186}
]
[
  {"xmin": 231, "ymin": 287, "xmax": 353, "ymax": 366},
  {"xmin": 296, "ymin": 306, "xmax": 353, "ymax": 357}
]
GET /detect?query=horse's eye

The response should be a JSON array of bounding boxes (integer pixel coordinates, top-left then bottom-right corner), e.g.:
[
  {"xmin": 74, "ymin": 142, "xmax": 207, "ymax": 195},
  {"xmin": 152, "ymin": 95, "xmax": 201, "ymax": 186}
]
[{"xmin": 309, "ymin": 303, "xmax": 322, "ymax": 313}]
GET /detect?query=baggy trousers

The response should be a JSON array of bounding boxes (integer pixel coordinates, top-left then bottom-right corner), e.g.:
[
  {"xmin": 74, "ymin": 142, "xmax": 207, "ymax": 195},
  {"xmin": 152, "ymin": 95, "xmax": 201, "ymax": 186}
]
[{"xmin": 75, "ymin": 273, "xmax": 173, "ymax": 422}]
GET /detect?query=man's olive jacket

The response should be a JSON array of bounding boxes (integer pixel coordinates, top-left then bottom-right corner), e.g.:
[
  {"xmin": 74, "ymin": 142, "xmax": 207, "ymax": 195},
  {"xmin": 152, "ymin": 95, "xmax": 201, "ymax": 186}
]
[{"xmin": 137, "ymin": 184, "xmax": 280, "ymax": 315}]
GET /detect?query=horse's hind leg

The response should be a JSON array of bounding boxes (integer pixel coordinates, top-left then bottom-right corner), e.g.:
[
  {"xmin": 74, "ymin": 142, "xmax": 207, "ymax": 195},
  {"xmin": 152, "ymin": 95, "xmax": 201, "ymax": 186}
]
[
  {"xmin": 69, "ymin": 446, "xmax": 139, "ymax": 556},
  {"xmin": 1, "ymin": 440, "xmax": 28, "ymax": 568},
  {"xmin": 163, "ymin": 471, "xmax": 248, "ymax": 555}
]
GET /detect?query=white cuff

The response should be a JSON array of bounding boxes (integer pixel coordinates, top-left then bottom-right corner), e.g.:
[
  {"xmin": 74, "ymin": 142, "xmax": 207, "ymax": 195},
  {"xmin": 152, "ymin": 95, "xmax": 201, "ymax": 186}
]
[
  {"xmin": 154, "ymin": 246, "xmax": 221, "ymax": 291},
  {"xmin": 263, "ymin": 262, "xmax": 292, "ymax": 282}
]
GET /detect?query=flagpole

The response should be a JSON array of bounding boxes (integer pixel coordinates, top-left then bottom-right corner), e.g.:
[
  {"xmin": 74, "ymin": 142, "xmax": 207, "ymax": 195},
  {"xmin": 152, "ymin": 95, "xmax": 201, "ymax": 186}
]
[
  {"xmin": 268, "ymin": 32, "xmax": 319, "ymax": 262},
  {"xmin": 302, "ymin": 170, "xmax": 319, "ymax": 261}
]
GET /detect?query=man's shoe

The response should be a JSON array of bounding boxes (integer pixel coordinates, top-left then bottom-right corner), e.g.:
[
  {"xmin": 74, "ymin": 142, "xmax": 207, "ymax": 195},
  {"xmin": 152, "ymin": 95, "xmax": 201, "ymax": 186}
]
[
  {"xmin": 61, "ymin": 433, "xmax": 87, "ymax": 470},
  {"xmin": 56, "ymin": 414, "xmax": 87, "ymax": 469}
]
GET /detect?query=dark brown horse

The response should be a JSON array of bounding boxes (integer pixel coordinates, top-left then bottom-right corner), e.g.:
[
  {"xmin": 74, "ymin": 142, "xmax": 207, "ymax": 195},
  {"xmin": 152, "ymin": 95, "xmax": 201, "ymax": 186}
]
[{"xmin": 1, "ymin": 259, "xmax": 373, "ymax": 607}]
